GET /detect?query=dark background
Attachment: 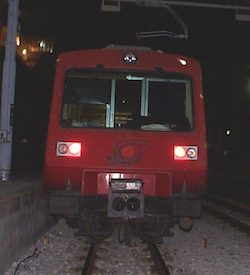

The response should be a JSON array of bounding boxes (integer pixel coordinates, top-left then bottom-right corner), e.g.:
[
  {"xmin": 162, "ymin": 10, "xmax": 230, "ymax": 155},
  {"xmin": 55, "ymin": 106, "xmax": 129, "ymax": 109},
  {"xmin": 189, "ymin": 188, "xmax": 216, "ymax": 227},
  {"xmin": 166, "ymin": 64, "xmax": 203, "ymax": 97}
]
[{"xmin": 1, "ymin": 1, "xmax": 250, "ymax": 196}]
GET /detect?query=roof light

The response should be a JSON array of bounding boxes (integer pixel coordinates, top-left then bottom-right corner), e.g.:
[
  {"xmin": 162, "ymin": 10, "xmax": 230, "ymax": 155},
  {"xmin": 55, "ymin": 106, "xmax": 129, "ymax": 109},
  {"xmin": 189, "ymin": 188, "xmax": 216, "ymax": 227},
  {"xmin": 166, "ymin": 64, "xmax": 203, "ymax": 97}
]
[{"xmin": 179, "ymin": 58, "xmax": 187, "ymax": 66}]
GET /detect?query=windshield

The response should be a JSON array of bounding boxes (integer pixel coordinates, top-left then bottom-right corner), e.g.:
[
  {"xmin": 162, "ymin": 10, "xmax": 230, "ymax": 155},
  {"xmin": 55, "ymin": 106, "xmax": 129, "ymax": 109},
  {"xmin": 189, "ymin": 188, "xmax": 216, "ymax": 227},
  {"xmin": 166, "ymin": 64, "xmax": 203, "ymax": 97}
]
[{"xmin": 61, "ymin": 71, "xmax": 193, "ymax": 131}]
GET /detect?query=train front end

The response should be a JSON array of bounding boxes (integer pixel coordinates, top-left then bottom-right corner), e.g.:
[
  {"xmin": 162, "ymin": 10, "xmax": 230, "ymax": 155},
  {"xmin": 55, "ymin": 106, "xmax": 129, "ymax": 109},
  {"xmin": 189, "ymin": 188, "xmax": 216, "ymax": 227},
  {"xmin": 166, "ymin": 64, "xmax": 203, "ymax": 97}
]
[{"xmin": 43, "ymin": 46, "xmax": 207, "ymax": 241}]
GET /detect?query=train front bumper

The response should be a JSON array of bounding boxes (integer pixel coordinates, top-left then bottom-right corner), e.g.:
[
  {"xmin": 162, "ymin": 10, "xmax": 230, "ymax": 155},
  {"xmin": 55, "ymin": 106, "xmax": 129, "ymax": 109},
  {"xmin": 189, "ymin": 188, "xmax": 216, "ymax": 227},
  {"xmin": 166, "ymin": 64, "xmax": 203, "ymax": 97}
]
[{"xmin": 47, "ymin": 192, "xmax": 202, "ymax": 219}]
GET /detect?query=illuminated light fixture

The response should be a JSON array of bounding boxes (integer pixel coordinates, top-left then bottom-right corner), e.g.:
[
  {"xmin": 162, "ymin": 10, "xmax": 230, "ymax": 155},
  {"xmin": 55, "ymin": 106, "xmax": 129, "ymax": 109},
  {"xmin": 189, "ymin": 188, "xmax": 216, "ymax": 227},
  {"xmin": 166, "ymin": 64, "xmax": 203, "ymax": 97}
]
[
  {"xmin": 174, "ymin": 146, "xmax": 186, "ymax": 158},
  {"xmin": 101, "ymin": 0, "xmax": 121, "ymax": 12},
  {"xmin": 16, "ymin": 35, "xmax": 21, "ymax": 46},
  {"xmin": 123, "ymin": 52, "xmax": 137, "ymax": 64},
  {"xmin": 39, "ymin": 40, "xmax": 45, "ymax": 48},
  {"xmin": 179, "ymin": 58, "xmax": 187, "ymax": 66},
  {"xmin": 226, "ymin": 129, "xmax": 231, "ymax": 136},
  {"xmin": 22, "ymin": 48, "xmax": 27, "ymax": 56},
  {"xmin": 56, "ymin": 141, "xmax": 81, "ymax": 157},
  {"xmin": 174, "ymin": 146, "xmax": 198, "ymax": 160},
  {"xmin": 68, "ymin": 142, "xmax": 81, "ymax": 155}
]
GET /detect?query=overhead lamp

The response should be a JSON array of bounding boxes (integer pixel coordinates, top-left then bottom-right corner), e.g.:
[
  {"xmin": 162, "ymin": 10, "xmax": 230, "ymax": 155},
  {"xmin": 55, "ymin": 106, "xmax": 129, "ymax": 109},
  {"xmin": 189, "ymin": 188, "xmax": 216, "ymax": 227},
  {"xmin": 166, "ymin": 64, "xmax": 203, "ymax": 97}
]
[{"xmin": 101, "ymin": 0, "xmax": 121, "ymax": 12}]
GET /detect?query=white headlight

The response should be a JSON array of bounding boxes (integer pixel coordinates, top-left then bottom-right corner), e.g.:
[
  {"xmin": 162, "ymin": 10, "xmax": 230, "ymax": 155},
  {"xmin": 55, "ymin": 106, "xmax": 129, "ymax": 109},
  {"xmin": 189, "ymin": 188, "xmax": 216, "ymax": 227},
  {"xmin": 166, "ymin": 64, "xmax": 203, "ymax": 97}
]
[{"xmin": 174, "ymin": 145, "xmax": 198, "ymax": 160}]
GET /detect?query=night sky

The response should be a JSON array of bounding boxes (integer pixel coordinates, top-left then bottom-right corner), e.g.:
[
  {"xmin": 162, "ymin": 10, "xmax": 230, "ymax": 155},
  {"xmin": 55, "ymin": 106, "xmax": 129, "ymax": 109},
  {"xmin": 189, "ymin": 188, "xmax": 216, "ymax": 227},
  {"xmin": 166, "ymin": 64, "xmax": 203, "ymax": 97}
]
[
  {"xmin": 20, "ymin": 1, "xmax": 250, "ymax": 125},
  {"xmin": 17, "ymin": 1, "xmax": 250, "ymax": 97},
  {"xmin": 1, "ymin": 0, "xmax": 250, "ymax": 172}
]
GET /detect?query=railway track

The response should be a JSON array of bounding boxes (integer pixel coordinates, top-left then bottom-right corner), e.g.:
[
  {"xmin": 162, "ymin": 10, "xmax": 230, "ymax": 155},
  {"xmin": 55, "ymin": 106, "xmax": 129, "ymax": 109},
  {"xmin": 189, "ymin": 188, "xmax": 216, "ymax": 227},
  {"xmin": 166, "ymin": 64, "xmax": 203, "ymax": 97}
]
[
  {"xmin": 81, "ymin": 244, "xmax": 97, "ymax": 275},
  {"xmin": 203, "ymin": 193, "xmax": 250, "ymax": 234},
  {"xmin": 147, "ymin": 242, "xmax": 171, "ymax": 275},
  {"xmin": 81, "ymin": 238, "xmax": 171, "ymax": 275}
]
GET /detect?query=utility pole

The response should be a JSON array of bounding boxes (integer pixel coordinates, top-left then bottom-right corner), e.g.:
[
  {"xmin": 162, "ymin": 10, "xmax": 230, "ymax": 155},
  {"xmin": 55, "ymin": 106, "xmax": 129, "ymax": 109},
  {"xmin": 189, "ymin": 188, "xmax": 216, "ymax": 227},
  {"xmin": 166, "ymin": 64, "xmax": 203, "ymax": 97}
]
[{"xmin": 0, "ymin": 0, "xmax": 19, "ymax": 182}]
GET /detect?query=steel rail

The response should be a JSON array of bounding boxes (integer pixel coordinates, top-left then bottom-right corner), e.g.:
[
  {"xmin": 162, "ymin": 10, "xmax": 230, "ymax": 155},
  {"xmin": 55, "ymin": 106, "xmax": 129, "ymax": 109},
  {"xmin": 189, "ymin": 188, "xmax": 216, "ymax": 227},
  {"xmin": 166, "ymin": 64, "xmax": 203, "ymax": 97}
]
[
  {"xmin": 204, "ymin": 193, "xmax": 250, "ymax": 217},
  {"xmin": 81, "ymin": 244, "xmax": 97, "ymax": 275},
  {"xmin": 147, "ymin": 242, "xmax": 171, "ymax": 275},
  {"xmin": 203, "ymin": 196, "xmax": 250, "ymax": 235}
]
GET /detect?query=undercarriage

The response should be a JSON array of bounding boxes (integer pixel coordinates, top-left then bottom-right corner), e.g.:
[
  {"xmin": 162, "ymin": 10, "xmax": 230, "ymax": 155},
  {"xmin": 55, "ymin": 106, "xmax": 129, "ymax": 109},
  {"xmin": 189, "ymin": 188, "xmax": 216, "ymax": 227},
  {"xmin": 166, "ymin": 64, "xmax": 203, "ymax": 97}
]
[{"xmin": 47, "ymin": 190, "xmax": 201, "ymax": 244}]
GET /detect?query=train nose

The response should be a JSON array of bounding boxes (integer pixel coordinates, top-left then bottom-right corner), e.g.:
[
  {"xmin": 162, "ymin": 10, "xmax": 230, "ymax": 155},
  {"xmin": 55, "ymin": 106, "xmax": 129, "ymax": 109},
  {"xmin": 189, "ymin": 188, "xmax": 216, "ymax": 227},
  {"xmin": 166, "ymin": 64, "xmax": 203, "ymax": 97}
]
[{"xmin": 126, "ymin": 197, "xmax": 141, "ymax": 211}]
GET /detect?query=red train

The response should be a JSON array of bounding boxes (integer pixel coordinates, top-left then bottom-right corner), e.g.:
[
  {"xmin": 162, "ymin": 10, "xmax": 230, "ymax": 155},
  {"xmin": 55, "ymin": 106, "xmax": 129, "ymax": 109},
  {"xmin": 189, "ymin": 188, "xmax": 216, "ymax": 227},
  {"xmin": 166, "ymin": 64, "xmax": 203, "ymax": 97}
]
[{"xmin": 43, "ymin": 45, "xmax": 207, "ymax": 243}]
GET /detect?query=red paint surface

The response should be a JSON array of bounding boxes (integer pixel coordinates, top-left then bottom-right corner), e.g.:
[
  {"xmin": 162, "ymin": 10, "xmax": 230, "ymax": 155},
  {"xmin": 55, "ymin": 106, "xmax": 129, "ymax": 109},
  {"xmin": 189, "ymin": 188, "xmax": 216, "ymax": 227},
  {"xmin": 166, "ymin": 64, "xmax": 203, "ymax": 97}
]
[{"xmin": 43, "ymin": 47, "xmax": 208, "ymax": 198}]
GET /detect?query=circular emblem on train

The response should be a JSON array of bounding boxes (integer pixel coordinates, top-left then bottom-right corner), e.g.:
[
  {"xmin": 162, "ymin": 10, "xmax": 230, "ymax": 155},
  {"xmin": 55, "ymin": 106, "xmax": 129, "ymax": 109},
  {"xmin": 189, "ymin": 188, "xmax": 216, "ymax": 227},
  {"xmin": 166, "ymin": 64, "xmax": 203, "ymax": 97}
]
[
  {"xmin": 119, "ymin": 144, "xmax": 136, "ymax": 159},
  {"xmin": 123, "ymin": 52, "xmax": 137, "ymax": 64},
  {"xmin": 108, "ymin": 140, "xmax": 147, "ymax": 164}
]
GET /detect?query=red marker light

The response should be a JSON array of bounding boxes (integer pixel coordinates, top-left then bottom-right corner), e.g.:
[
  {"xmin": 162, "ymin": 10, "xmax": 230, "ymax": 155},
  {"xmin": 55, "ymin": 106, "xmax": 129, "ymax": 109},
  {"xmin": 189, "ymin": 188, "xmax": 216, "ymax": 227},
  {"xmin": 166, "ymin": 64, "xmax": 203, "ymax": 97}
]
[{"xmin": 174, "ymin": 146, "xmax": 186, "ymax": 158}]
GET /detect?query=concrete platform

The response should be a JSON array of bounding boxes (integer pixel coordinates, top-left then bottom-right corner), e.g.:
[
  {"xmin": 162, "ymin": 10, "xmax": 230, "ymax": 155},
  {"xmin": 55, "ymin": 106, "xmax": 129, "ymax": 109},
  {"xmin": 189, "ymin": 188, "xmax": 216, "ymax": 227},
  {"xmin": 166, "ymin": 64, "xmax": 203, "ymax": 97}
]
[{"xmin": 0, "ymin": 177, "xmax": 54, "ymax": 274}]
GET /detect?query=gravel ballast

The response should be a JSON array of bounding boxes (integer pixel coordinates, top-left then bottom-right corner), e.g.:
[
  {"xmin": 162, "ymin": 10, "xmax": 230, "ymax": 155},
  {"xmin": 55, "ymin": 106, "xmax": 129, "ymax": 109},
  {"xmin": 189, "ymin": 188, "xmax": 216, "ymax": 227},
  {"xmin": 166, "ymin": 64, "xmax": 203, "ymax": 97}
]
[{"xmin": 4, "ymin": 212, "xmax": 250, "ymax": 275}]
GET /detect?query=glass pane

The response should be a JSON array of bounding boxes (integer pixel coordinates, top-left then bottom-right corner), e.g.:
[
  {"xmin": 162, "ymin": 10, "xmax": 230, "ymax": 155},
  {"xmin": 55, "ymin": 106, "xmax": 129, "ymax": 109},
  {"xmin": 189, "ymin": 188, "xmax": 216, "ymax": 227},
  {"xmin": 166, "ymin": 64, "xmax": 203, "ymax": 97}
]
[
  {"xmin": 62, "ymin": 75, "xmax": 111, "ymax": 128},
  {"xmin": 142, "ymin": 80, "xmax": 192, "ymax": 131},
  {"xmin": 114, "ymin": 79, "xmax": 141, "ymax": 129},
  {"xmin": 60, "ymin": 71, "xmax": 193, "ymax": 132}
]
